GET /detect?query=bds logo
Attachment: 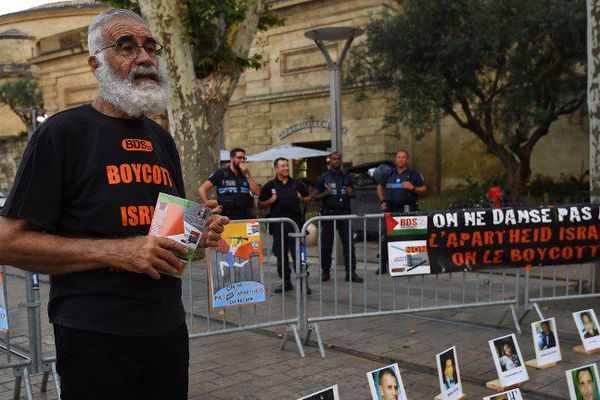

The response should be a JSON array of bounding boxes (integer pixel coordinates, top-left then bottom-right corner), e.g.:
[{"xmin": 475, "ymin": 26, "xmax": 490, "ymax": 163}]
[
  {"xmin": 399, "ymin": 217, "xmax": 418, "ymax": 226},
  {"xmin": 122, "ymin": 139, "xmax": 153, "ymax": 152}
]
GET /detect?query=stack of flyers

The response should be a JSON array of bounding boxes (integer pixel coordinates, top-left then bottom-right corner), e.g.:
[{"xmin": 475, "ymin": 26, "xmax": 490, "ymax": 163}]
[{"xmin": 149, "ymin": 193, "xmax": 211, "ymax": 275}]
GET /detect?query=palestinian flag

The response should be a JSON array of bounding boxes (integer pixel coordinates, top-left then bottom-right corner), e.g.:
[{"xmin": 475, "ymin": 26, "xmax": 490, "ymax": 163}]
[{"xmin": 385, "ymin": 214, "xmax": 428, "ymax": 237}]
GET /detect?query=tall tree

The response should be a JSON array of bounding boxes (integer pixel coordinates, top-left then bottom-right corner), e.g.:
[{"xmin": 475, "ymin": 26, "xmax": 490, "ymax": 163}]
[
  {"xmin": 589, "ymin": 0, "xmax": 600, "ymax": 203},
  {"xmin": 104, "ymin": 1, "xmax": 282, "ymax": 199},
  {"xmin": 0, "ymin": 77, "xmax": 44, "ymax": 136},
  {"xmin": 347, "ymin": 0, "xmax": 586, "ymax": 203}
]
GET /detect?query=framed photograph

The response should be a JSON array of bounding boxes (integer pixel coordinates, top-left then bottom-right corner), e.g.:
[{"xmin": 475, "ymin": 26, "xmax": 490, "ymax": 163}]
[
  {"xmin": 530, "ymin": 317, "xmax": 561, "ymax": 365},
  {"xmin": 489, "ymin": 333, "xmax": 529, "ymax": 387},
  {"xmin": 367, "ymin": 363, "xmax": 407, "ymax": 400},
  {"xmin": 435, "ymin": 346, "xmax": 464, "ymax": 400},
  {"xmin": 297, "ymin": 384, "xmax": 339, "ymax": 400},
  {"xmin": 565, "ymin": 364, "xmax": 600, "ymax": 400},
  {"xmin": 573, "ymin": 309, "xmax": 600, "ymax": 352},
  {"xmin": 483, "ymin": 388, "xmax": 523, "ymax": 400}
]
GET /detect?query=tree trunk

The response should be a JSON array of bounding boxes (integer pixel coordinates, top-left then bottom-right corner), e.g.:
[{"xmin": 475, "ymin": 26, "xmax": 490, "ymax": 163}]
[
  {"xmin": 505, "ymin": 165, "xmax": 523, "ymax": 206},
  {"xmin": 588, "ymin": 0, "xmax": 600, "ymax": 203},
  {"xmin": 138, "ymin": 1, "xmax": 210, "ymax": 200},
  {"xmin": 138, "ymin": 0, "xmax": 263, "ymax": 201}
]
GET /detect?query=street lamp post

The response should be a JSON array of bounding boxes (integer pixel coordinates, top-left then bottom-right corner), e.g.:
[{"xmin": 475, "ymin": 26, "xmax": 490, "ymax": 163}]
[{"xmin": 305, "ymin": 27, "xmax": 364, "ymax": 154}]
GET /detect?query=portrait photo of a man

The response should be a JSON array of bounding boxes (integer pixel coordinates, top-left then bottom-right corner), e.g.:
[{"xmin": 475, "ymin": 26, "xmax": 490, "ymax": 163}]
[
  {"xmin": 367, "ymin": 363, "xmax": 407, "ymax": 400},
  {"xmin": 566, "ymin": 364, "xmax": 600, "ymax": 400},
  {"xmin": 536, "ymin": 319, "xmax": 557, "ymax": 350},
  {"xmin": 530, "ymin": 317, "xmax": 562, "ymax": 366},
  {"xmin": 494, "ymin": 338, "xmax": 521, "ymax": 372},
  {"xmin": 580, "ymin": 311, "xmax": 599, "ymax": 338},
  {"xmin": 573, "ymin": 310, "xmax": 600, "ymax": 352},
  {"xmin": 436, "ymin": 346, "xmax": 462, "ymax": 398},
  {"xmin": 489, "ymin": 333, "xmax": 529, "ymax": 387}
]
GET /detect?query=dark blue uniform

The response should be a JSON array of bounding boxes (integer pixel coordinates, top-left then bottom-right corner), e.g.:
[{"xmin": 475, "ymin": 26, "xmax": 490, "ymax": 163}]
[
  {"xmin": 314, "ymin": 169, "xmax": 356, "ymax": 275},
  {"xmin": 381, "ymin": 167, "xmax": 425, "ymax": 271},
  {"xmin": 208, "ymin": 167, "xmax": 254, "ymax": 220},
  {"xmin": 383, "ymin": 168, "xmax": 424, "ymax": 212}
]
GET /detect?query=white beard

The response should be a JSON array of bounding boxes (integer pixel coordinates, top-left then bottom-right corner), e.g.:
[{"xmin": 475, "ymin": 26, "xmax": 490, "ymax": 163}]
[{"xmin": 95, "ymin": 53, "xmax": 170, "ymax": 118}]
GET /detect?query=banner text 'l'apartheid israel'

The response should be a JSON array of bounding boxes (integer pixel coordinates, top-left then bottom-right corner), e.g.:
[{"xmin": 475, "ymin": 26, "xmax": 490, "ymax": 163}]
[{"xmin": 386, "ymin": 205, "xmax": 600, "ymax": 274}]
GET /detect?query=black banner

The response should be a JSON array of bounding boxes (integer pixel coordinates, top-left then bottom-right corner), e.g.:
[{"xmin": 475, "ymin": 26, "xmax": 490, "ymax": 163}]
[{"xmin": 385, "ymin": 204, "xmax": 600, "ymax": 274}]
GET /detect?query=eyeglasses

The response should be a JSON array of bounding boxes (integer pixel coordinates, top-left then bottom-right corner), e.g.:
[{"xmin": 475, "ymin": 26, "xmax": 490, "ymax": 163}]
[{"xmin": 95, "ymin": 37, "xmax": 163, "ymax": 59}]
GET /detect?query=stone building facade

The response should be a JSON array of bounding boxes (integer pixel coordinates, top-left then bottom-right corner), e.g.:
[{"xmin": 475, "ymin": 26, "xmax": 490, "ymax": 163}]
[
  {"xmin": 0, "ymin": 0, "xmax": 589, "ymax": 195},
  {"xmin": 0, "ymin": 1, "xmax": 105, "ymax": 192},
  {"xmin": 224, "ymin": 0, "xmax": 589, "ymax": 191}
]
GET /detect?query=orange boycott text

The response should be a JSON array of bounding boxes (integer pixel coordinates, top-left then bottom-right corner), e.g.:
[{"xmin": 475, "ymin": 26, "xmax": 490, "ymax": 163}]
[
  {"xmin": 429, "ymin": 227, "xmax": 554, "ymax": 248},
  {"xmin": 120, "ymin": 205, "xmax": 155, "ymax": 227},
  {"xmin": 449, "ymin": 245, "xmax": 600, "ymax": 267},
  {"xmin": 106, "ymin": 164, "xmax": 173, "ymax": 186}
]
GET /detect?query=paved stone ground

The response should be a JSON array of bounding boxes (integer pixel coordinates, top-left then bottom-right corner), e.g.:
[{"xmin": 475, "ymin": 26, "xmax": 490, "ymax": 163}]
[{"xmin": 0, "ymin": 256, "xmax": 598, "ymax": 399}]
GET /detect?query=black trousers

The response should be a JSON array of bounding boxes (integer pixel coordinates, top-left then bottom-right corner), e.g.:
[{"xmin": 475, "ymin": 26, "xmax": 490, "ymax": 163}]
[
  {"xmin": 271, "ymin": 222, "xmax": 297, "ymax": 282},
  {"xmin": 54, "ymin": 323, "xmax": 189, "ymax": 400},
  {"xmin": 319, "ymin": 214, "xmax": 356, "ymax": 273}
]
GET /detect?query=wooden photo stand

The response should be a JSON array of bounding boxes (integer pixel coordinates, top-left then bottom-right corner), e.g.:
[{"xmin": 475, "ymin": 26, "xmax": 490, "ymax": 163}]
[
  {"xmin": 485, "ymin": 379, "xmax": 520, "ymax": 392},
  {"xmin": 573, "ymin": 345, "xmax": 600, "ymax": 355},
  {"xmin": 525, "ymin": 359, "xmax": 557, "ymax": 369},
  {"xmin": 434, "ymin": 394, "xmax": 466, "ymax": 400}
]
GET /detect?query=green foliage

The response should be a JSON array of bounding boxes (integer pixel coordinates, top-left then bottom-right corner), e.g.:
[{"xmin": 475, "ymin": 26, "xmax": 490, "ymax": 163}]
[
  {"xmin": 346, "ymin": 0, "xmax": 586, "ymax": 141},
  {"xmin": 0, "ymin": 77, "xmax": 44, "ymax": 132},
  {"xmin": 101, "ymin": 0, "xmax": 284, "ymax": 78},
  {"xmin": 442, "ymin": 173, "xmax": 590, "ymax": 208},
  {"xmin": 447, "ymin": 176, "xmax": 506, "ymax": 208},
  {"xmin": 525, "ymin": 173, "xmax": 589, "ymax": 204}
]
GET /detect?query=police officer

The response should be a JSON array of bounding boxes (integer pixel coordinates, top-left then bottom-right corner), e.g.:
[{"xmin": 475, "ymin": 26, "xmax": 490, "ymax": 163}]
[
  {"xmin": 376, "ymin": 149, "xmax": 426, "ymax": 273},
  {"xmin": 313, "ymin": 152, "xmax": 363, "ymax": 283},
  {"xmin": 258, "ymin": 157, "xmax": 311, "ymax": 293},
  {"xmin": 199, "ymin": 148, "xmax": 260, "ymax": 220}
]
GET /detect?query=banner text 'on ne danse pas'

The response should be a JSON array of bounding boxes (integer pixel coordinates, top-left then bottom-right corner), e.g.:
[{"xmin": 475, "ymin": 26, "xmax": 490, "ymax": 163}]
[{"xmin": 386, "ymin": 205, "xmax": 600, "ymax": 274}]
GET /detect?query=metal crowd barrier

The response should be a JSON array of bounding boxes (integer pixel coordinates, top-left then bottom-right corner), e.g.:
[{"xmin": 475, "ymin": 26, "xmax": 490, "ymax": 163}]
[
  {"xmin": 298, "ymin": 214, "xmax": 523, "ymax": 357},
  {"xmin": 6, "ymin": 212, "xmax": 600, "ymax": 398},
  {"xmin": 0, "ymin": 267, "xmax": 60, "ymax": 400},
  {"xmin": 523, "ymin": 263, "xmax": 600, "ymax": 321},
  {"xmin": 183, "ymin": 218, "xmax": 307, "ymax": 357}
]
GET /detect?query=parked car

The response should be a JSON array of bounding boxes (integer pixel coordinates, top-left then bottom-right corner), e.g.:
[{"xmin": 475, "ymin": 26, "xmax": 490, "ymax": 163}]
[{"xmin": 346, "ymin": 160, "xmax": 394, "ymax": 238}]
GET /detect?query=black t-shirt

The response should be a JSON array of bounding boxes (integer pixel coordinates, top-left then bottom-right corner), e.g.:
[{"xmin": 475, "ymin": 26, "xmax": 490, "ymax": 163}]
[
  {"xmin": 258, "ymin": 177, "xmax": 308, "ymax": 223},
  {"xmin": 207, "ymin": 166, "xmax": 253, "ymax": 218},
  {"xmin": 315, "ymin": 169, "xmax": 353, "ymax": 211},
  {"xmin": 1, "ymin": 104, "xmax": 185, "ymax": 336},
  {"xmin": 382, "ymin": 167, "xmax": 424, "ymax": 211}
]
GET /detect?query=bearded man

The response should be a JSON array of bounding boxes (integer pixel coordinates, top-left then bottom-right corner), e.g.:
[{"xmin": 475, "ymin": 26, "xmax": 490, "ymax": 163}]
[{"xmin": 0, "ymin": 9, "xmax": 228, "ymax": 400}]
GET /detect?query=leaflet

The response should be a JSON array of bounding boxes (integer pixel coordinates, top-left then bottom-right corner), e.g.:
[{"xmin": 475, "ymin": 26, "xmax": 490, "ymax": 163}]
[{"xmin": 149, "ymin": 193, "xmax": 211, "ymax": 275}]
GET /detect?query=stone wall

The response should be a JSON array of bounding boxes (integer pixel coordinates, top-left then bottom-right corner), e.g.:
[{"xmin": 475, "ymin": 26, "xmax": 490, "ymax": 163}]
[{"xmin": 0, "ymin": 134, "xmax": 27, "ymax": 193}]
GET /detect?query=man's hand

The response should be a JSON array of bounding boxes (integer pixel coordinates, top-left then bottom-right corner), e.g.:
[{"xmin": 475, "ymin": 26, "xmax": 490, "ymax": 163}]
[
  {"xmin": 402, "ymin": 181, "xmax": 414, "ymax": 190},
  {"xmin": 270, "ymin": 191, "xmax": 278, "ymax": 204},
  {"xmin": 325, "ymin": 184, "xmax": 334, "ymax": 195},
  {"xmin": 204, "ymin": 199, "xmax": 223, "ymax": 215},
  {"xmin": 199, "ymin": 213, "xmax": 229, "ymax": 249},
  {"xmin": 109, "ymin": 236, "xmax": 189, "ymax": 280}
]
